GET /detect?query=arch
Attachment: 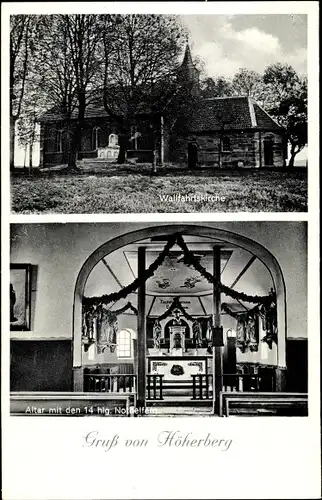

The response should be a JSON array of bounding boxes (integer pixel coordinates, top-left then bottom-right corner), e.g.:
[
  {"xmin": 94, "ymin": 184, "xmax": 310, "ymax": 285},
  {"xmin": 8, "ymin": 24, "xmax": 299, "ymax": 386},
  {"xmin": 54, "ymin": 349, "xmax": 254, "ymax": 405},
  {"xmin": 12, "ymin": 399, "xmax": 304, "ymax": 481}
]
[
  {"xmin": 92, "ymin": 126, "xmax": 101, "ymax": 150},
  {"xmin": 117, "ymin": 328, "xmax": 133, "ymax": 358},
  {"xmin": 73, "ymin": 224, "xmax": 287, "ymax": 389},
  {"xmin": 55, "ymin": 129, "xmax": 63, "ymax": 153},
  {"xmin": 108, "ymin": 133, "xmax": 119, "ymax": 147}
]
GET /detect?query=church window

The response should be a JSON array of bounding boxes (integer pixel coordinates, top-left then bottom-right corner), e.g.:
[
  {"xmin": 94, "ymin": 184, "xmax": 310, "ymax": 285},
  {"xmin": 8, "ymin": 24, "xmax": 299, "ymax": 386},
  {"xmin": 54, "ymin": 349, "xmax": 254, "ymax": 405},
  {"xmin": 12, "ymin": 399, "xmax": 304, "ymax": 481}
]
[
  {"xmin": 55, "ymin": 129, "xmax": 63, "ymax": 153},
  {"xmin": 117, "ymin": 329, "xmax": 132, "ymax": 358},
  {"xmin": 130, "ymin": 126, "xmax": 138, "ymax": 150},
  {"xmin": 92, "ymin": 126, "xmax": 101, "ymax": 150},
  {"xmin": 222, "ymin": 136, "xmax": 231, "ymax": 152}
]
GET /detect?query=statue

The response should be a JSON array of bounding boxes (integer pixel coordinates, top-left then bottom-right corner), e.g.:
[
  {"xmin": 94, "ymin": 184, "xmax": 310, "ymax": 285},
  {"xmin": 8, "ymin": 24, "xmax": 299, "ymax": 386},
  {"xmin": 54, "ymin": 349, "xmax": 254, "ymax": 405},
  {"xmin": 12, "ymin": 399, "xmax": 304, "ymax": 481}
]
[
  {"xmin": 153, "ymin": 320, "xmax": 162, "ymax": 350},
  {"xmin": 172, "ymin": 308, "xmax": 182, "ymax": 325},
  {"xmin": 192, "ymin": 320, "xmax": 202, "ymax": 349}
]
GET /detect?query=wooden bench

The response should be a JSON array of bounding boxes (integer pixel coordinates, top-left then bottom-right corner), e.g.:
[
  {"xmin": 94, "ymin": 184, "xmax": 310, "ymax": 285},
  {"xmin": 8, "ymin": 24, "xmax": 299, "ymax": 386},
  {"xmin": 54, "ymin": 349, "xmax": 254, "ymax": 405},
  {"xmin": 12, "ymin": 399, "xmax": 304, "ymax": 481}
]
[
  {"xmin": 10, "ymin": 392, "xmax": 134, "ymax": 417},
  {"xmin": 219, "ymin": 392, "xmax": 308, "ymax": 417}
]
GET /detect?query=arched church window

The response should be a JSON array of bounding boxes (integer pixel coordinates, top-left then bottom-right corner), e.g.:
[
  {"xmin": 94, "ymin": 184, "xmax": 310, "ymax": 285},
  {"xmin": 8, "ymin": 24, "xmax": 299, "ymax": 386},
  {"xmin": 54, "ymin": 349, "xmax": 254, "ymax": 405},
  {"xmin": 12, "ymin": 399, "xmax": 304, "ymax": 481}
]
[
  {"xmin": 222, "ymin": 136, "xmax": 231, "ymax": 152},
  {"xmin": 92, "ymin": 126, "xmax": 101, "ymax": 150},
  {"xmin": 55, "ymin": 129, "xmax": 63, "ymax": 153},
  {"xmin": 130, "ymin": 126, "xmax": 138, "ymax": 150},
  {"xmin": 116, "ymin": 329, "xmax": 132, "ymax": 358}
]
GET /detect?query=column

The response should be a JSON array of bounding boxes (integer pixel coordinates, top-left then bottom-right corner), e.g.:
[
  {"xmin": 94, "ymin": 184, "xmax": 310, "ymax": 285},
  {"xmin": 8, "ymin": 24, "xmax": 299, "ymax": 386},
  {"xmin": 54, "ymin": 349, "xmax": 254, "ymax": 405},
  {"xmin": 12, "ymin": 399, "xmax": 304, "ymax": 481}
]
[
  {"xmin": 213, "ymin": 246, "xmax": 223, "ymax": 415},
  {"xmin": 137, "ymin": 247, "xmax": 146, "ymax": 408},
  {"xmin": 73, "ymin": 367, "xmax": 83, "ymax": 392}
]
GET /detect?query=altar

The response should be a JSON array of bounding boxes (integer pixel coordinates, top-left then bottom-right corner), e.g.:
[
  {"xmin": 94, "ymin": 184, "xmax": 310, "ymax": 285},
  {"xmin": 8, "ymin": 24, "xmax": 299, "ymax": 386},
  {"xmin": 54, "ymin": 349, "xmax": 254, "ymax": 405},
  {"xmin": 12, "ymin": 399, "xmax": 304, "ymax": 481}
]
[
  {"xmin": 97, "ymin": 134, "xmax": 120, "ymax": 161},
  {"xmin": 148, "ymin": 356, "xmax": 207, "ymax": 382}
]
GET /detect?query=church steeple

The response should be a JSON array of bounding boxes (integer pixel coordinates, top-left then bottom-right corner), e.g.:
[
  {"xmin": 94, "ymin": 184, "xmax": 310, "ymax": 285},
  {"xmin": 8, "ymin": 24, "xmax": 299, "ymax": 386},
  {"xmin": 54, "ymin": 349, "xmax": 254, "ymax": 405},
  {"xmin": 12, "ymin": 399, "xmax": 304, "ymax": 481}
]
[
  {"xmin": 178, "ymin": 44, "xmax": 200, "ymax": 96},
  {"xmin": 181, "ymin": 44, "xmax": 194, "ymax": 68}
]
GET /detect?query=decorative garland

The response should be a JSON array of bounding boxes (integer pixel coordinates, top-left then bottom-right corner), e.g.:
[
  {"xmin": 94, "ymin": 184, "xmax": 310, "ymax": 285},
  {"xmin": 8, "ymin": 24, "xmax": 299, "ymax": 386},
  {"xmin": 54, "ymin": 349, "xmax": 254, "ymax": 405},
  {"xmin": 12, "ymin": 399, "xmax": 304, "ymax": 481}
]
[
  {"xmin": 113, "ymin": 301, "xmax": 138, "ymax": 316},
  {"xmin": 82, "ymin": 233, "xmax": 274, "ymax": 309},
  {"xmin": 82, "ymin": 234, "xmax": 178, "ymax": 308},
  {"xmin": 175, "ymin": 235, "xmax": 274, "ymax": 306},
  {"xmin": 221, "ymin": 302, "xmax": 244, "ymax": 319},
  {"xmin": 156, "ymin": 297, "xmax": 195, "ymax": 322}
]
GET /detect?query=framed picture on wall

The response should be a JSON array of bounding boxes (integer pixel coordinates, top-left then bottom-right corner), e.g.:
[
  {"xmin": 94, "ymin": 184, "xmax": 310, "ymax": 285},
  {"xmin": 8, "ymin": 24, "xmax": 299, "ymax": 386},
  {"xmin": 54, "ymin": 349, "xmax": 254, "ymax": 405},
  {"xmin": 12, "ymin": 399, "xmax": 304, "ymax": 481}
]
[{"xmin": 10, "ymin": 264, "xmax": 31, "ymax": 331}]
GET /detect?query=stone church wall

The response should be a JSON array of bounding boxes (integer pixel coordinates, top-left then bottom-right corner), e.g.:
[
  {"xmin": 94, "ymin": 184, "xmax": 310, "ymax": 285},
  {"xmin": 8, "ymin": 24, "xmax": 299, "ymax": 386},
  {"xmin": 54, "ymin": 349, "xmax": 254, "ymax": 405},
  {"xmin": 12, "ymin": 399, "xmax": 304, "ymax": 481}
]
[{"xmin": 169, "ymin": 130, "xmax": 285, "ymax": 168}]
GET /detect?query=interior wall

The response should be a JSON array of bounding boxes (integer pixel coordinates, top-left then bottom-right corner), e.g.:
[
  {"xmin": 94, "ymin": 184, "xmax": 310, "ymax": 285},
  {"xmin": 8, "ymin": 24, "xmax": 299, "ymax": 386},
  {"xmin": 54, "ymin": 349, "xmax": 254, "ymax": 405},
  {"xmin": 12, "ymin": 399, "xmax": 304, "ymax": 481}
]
[
  {"xmin": 10, "ymin": 222, "xmax": 307, "ymax": 344},
  {"xmin": 10, "ymin": 340, "xmax": 72, "ymax": 391}
]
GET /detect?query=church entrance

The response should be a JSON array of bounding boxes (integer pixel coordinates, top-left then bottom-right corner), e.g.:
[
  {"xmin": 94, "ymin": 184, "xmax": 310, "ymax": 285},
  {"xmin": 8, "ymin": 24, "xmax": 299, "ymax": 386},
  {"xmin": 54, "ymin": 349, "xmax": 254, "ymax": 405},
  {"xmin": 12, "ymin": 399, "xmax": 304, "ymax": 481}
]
[
  {"xmin": 264, "ymin": 139, "xmax": 274, "ymax": 166},
  {"xmin": 73, "ymin": 225, "xmax": 286, "ymax": 416},
  {"xmin": 187, "ymin": 141, "xmax": 199, "ymax": 169}
]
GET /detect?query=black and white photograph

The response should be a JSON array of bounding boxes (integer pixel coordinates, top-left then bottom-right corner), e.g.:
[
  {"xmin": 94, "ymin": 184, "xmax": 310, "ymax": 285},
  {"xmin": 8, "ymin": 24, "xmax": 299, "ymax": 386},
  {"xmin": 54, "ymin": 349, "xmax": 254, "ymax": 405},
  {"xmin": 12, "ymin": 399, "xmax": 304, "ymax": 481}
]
[
  {"xmin": 2, "ymin": 2, "xmax": 320, "ymax": 500},
  {"xmin": 10, "ymin": 264, "xmax": 31, "ymax": 331},
  {"xmin": 10, "ymin": 222, "xmax": 308, "ymax": 417},
  {"xmin": 9, "ymin": 13, "xmax": 308, "ymax": 213}
]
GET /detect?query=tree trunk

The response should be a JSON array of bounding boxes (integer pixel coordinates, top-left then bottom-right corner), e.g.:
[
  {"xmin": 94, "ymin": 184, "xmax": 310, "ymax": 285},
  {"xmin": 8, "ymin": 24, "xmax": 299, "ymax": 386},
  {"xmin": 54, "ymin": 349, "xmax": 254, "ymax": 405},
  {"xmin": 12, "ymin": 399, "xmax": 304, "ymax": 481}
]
[
  {"xmin": 68, "ymin": 98, "xmax": 85, "ymax": 170},
  {"xmin": 10, "ymin": 116, "xmax": 16, "ymax": 171},
  {"xmin": 152, "ymin": 149, "xmax": 157, "ymax": 174},
  {"xmin": 29, "ymin": 143, "xmax": 33, "ymax": 171},
  {"xmin": 117, "ymin": 133, "xmax": 128, "ymax": 164},
  {"xmin": 288, "ymin": 144, "xmax": 297, "ymax": 168},
  {"xmin": 117, "ymin": 117, "xmax": 131, "ymax": 165},
  {"xmin": 67, "ymin": 130, "xmax": 78, "ymax": 169},
  {"xmin": 151, "ymin": 128, "xmax": 157, "ymax": 174},
  {"xmin": 23, "ymin": 145, "xmax": 27, "ymax": 169},
  {"xmin": 29, "ymin": 120, "xmax": 36, "ymax": 173}
]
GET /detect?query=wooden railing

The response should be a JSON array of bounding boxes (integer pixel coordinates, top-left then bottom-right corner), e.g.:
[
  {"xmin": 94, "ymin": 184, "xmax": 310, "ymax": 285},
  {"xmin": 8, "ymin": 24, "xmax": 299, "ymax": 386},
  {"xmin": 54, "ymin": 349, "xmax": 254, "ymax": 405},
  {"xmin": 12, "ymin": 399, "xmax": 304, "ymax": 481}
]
[
  {"xmin": 146, "ymin": 374, "xmax": 164, "ymax": 400},
  {"xmin": 223, "ymin": 373, "xmax": 261, "ymax": 392},
  {"xmin": 191, "ymin": 373, "xmax": 273, "ymax": 400},
  {"xmin": 84, "ymin": 373, "xmax": 136, "ymax": 393},
  {"xmin": 191, "ymin": 374, "xmax": 213, "ymax": 400}
]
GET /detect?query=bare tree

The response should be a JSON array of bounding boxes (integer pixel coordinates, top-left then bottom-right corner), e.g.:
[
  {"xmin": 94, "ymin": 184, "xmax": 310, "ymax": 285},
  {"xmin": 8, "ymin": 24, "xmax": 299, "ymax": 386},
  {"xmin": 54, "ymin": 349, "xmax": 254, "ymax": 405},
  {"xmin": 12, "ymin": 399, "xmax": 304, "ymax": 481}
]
[
  {"xmin": 63, "ymin": 14, "xmax": 105, "ymax": 169},
  {"xmin": 10, "ymin": 15, "xmax": 33, "ymax": 170},
  {"xmin": 102, "ymin": 14, "xmax": 187, "ymax": 165}
]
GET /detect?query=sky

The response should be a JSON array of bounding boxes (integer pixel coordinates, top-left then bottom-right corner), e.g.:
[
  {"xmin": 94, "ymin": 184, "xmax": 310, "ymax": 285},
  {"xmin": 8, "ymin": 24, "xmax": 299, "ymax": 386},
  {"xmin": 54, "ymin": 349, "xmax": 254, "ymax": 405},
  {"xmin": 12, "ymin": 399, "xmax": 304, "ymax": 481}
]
[{"xmin": 181, "ymin": 14, "xmax": 307, "ymax": 79}]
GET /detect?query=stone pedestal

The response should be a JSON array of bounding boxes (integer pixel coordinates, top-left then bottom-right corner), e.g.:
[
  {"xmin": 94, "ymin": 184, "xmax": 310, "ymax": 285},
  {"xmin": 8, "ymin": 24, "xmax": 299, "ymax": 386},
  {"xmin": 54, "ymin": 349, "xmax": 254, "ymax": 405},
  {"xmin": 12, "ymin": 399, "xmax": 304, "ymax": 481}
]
[{"xmin": 97, "ymin": 146, "xmax": 119, "ymax": 161}]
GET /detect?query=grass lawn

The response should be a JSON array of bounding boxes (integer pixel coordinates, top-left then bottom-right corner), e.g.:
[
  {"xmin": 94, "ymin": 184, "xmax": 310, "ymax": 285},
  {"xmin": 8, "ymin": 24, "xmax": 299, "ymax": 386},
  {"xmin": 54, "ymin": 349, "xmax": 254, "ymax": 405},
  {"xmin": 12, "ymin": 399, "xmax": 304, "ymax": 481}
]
[{"xmin": 10, "ymin": 163, "xmax": 308, "ymax": 213}]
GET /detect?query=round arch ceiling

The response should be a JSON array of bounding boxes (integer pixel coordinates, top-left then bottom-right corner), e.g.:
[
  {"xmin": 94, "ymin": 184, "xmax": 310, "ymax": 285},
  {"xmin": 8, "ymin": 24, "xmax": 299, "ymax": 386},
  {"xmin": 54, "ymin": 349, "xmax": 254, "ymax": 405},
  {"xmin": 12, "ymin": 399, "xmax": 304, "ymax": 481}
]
[{"xmin": 84, "ymin": 234, "xmax": 273, "ymax": 317}]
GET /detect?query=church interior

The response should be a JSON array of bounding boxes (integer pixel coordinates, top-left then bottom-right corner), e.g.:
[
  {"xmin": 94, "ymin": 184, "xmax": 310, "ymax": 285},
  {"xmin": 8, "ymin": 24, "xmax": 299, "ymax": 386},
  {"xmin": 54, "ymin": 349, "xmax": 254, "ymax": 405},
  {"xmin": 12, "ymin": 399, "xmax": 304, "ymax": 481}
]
[{"xmin": 9, "ymin": 222, "xmax": 308, "ymax": 417}]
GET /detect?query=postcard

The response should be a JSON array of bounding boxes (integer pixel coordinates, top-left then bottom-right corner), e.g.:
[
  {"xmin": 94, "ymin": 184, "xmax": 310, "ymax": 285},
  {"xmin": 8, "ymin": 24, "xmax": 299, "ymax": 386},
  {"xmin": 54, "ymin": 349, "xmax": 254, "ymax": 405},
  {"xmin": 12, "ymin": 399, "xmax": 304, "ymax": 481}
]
[{"xmin": 1, "ymin": 2, "xmax": 320, "ymax": 499}]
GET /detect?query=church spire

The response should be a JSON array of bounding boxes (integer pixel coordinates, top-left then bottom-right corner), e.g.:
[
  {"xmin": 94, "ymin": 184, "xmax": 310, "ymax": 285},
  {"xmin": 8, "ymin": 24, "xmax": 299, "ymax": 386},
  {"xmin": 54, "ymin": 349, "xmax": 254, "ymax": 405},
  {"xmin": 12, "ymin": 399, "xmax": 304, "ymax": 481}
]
[
  {"xmin": 178, "ymin": 44, "xmax": 200, "ymax": 97},
  {"xmin": 181, "ymin": 44, "xmax": 194, "ymax": 68}
]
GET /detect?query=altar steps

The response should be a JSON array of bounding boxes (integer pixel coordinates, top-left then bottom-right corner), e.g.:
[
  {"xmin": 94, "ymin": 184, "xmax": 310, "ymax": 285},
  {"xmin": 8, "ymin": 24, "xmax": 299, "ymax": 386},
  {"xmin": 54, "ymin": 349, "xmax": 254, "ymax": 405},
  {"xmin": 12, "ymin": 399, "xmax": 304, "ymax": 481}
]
[
  {"xmin": 147, "ymin": 380, "xmax": 212, "ymax": 399},
  {"xmin": 146, "ymin": 396, "xmax": 212, "ymax": 407}
]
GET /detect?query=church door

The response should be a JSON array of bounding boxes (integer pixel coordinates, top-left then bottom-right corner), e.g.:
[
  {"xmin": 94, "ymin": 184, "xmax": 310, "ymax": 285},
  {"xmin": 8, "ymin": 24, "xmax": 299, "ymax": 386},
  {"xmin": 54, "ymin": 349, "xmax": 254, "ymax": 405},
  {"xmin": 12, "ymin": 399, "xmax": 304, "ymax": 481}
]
[
  {"xmin": 264, "ymin": 139, "xmax": 274, "ymax": 166},
  {"xmin": 188, "ymin": 142, "xmax": 198, "ymax": 169}
]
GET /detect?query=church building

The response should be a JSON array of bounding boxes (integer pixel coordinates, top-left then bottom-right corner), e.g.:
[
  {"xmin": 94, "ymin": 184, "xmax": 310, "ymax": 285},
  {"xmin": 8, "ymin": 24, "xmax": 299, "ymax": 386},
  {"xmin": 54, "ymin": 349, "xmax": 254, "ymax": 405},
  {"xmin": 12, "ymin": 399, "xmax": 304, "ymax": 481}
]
[
  {"xmin": 39, "ymin": 46, "xmax": 287, "ymax": 169},
  {"xmin": 10, "ymin": 222, "xmax": 308, "ymax": 417}
]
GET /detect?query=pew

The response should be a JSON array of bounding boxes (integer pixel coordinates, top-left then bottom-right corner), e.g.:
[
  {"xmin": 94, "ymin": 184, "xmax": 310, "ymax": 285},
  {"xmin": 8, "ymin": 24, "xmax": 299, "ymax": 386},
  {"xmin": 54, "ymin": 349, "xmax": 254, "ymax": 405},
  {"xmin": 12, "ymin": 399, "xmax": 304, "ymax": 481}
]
[
  {"xmin": 219, "ymin": 392, "xmax": 308, "ymax": 417},
  {"xmin": 10, "ymin": 392, "xmax": 134, "ymax": 417}
]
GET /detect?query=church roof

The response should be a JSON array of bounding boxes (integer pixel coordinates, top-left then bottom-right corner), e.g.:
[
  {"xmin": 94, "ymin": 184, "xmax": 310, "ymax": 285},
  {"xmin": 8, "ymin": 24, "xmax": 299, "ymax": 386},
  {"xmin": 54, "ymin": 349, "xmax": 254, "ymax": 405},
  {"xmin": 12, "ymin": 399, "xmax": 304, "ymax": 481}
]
[
  {"xmin": 40, "ymin": 94, "xmax": 282, "ymax": 133},
  {"xmin": 187, "ymin": 97, "xmax": 282, "ymax": 132}
]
